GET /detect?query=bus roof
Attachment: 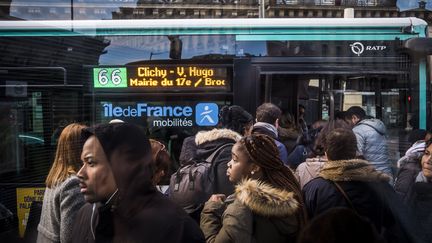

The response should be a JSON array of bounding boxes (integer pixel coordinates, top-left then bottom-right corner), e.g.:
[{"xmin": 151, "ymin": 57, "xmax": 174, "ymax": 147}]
[
  {"xmin": 0, "ymin": 17, "xmax": 427, "ymax": 30},
  {"xmin": 0, "ymin": 18, "xmax": 426, "ymax": 38}
]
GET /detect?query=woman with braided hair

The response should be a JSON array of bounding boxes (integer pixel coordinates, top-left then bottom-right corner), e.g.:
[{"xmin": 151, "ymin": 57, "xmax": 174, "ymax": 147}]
[{"xmin": 200, "ymin": 134, "xmax": 306, "ymax": 243}]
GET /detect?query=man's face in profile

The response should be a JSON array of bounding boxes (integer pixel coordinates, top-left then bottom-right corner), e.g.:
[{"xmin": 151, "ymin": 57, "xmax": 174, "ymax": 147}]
[{"xmin": 78, "ymin": 135, "xmax": 117, "ymax": 203}]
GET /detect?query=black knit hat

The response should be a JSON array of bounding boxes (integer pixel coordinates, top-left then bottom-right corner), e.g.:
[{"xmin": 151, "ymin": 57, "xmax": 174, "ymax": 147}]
[
  {"xmin": 81, "ymin": 122, "xmax": 151, "ymax": 163},
  {"xmin": 219, "ymin": 105, "xmax": 253, "ymax": 135}
]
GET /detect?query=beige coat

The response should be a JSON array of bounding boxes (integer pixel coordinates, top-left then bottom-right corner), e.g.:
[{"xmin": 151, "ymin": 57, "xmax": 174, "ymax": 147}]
[
  {"xmin": 295, "ymin": 156, "xmax": 327, "ymax": 189},
  {"xmin": 200, "ymin": 179, "xmax": 300, "ymax": 243}
]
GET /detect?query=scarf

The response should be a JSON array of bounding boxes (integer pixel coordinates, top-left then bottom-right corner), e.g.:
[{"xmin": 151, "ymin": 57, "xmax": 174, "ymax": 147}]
[
  {"xmin": 253, "ymin": 122, "xmax": 278, "ymax": 137},
  {"xmin": 415, "ymin": 171, "xmax": 430, "ymax": 183}
]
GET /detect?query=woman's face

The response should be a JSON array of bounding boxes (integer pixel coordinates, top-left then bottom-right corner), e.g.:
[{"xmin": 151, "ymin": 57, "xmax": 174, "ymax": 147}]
[
  {"xmin": 227, "ymin": 142, "xmax": 254, "ymax": 184},
  {"xmin": 421, "ymin": 143, "xmax": 432, "ymax": 180}
]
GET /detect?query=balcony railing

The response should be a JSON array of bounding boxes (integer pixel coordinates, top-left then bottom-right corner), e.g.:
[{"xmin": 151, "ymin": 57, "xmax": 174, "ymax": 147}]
[{"xmin": 274, "ymin": 0, "xmax": 396, "ymax": 7}]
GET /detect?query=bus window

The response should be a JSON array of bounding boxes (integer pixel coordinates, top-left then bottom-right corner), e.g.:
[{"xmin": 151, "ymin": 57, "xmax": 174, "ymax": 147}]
[{"xmin": 0, "ymin": 103, "xmax": 24, "ymax": 174}]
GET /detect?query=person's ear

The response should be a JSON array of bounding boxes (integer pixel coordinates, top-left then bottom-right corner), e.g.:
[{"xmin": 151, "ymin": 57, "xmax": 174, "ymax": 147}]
[
  {"xmin": 351, "ymin": 115, "xmax": 359, "ymax": 125},
  {"xmin": 250, "ymin": 164, "xmax": 261, "ymax": 175},
  {"xmin": 275, "ymin": 118, "xmax": 279, "ymax": 128}
]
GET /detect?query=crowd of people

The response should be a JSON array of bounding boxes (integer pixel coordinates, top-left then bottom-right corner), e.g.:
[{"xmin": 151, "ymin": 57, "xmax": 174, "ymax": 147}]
[{"xmin": 34, "ymin": 103, "xmax": 431, "ymax": 243}]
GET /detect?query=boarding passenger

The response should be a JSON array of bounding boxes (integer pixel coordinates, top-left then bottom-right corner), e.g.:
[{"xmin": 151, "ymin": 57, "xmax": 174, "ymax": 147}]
[
  {"xmin": 179, "ymin": 105, "xmax": 253, "ymax": 166},
  {"xmin": 345, "ymin": 106, "xmax": 393, "ymax": 178},
  {"xmin": 298, "ymin": 104, "xmax": 308, "ymax": 133},
  {"xmin": 37, "ymin": 123, "xmax": 87, "ymax": 243},
  {"xmin": 200, "ymin": 134, "xmax": 306, "ymax": 243},
  {"xmin": 179, "ymin": 105, "xmax": 253, "ymax": 194},
  {"xmin": 303, "ymin": 128, "xmax": 413, "ymax": 243},
  {"xmin": 71, "ymin": 122, "xmax": 204, "ymax": 243},
  {"xmin": 295, "ymin": 119, "xmax": 350, "ymax": 189},
  {"xmin": 251, "ymin": 103, "xmax": 289, "ymax": 164},
  {"xmin": 286, "ymin": 119, "xmax": 327, "ymax": 169},
  {"xmin": 277, "ymin": 112, "xmax": 300, "ymax": 155},
  {"xmin": 402, "ymin": 138, "xmax": 432, "ymax": 243},
  {"xmin": 194, "ymin": 105, "xmax": 253, "ymax": 195}
]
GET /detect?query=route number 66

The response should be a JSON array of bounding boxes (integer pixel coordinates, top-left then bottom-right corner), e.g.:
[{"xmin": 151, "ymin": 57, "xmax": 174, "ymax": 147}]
[{"xmin": 93, "ymin": 68, "xmax": 127, "ymax": 88}]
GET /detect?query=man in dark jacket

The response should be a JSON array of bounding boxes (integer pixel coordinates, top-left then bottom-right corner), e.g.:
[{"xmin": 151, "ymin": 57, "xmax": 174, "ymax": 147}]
[
  {"xmin": 303, "ymin": 128, "xmax": 417, "ymax": 243},
  {"xmin": 252, "ymin": 103, "xmax": 289, "ymax": 164},
  {"xmin": 71, "ymin": 123, "xmax": 204, "ymax": 243}
]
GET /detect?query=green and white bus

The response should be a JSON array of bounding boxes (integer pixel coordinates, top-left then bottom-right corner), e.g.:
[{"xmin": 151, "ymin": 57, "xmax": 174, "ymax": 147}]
[{"xmin": 0, "ymin": 17, "xmax": 430, "ymax": 239}]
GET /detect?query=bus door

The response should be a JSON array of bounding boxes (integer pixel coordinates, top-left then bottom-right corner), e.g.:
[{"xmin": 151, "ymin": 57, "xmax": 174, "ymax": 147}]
[
  {"xmin": 0, "ymin": 67, "xmax": 83, "ymax": 239},
  {"xmin": 243, "ymin": 57, "xmax": 413, "ymax": 163},
  {"xmin": 320, "ymin": 74, "xmax": 411, "ymax": 162}
]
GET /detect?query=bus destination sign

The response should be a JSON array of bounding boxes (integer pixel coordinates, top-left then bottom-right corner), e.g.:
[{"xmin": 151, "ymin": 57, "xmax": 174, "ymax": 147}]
[{"xmin": 93, "ymin": 65, "xmax": 230, "ymax": 91}]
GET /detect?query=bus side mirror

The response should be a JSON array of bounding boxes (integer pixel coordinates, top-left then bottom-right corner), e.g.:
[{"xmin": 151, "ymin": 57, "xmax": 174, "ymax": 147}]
[
  {"xmin": 168, "ymin": 36, "xmax": 182, "ymax": 60},
  {"xmin": 403, "ymin": 37, "xmax": 432, "ymax": 56}
]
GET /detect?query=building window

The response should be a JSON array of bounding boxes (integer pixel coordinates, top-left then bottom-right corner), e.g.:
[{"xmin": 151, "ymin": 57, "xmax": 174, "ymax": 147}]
[
  {"xmin": 28, "ymin": 8, "xmax": 41, "ymax": 14},
  {"xmin": 95, "ymin": 9, "xmax": 107, "ymax": 14},
  {"xmin": 357, "ymin": 0, "xmax": 377, "ymax": 6},
  {"xmin": 276, "ymin": 0, "xmax": 299, "ymax": 4},
  {"xmin": 317, "ymin": 0, "xmax": 335, "ymax": 5}
]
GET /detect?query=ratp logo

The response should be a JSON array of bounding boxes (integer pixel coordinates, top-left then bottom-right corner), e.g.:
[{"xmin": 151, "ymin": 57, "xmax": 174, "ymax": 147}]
[
  {"xmin": 350, "ymin": 42, "xmax": 364, "ymax": 56},
  {"xmin": 195, "ymin": 103, "xmax": 218, "ymax": 126}
]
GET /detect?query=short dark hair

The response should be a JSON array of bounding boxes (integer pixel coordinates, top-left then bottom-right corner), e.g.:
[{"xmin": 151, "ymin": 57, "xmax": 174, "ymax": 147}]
[
  {"xmin": 426, "ymin": 137, "xmax": 432, "ymax": 148},
  {"xmin": 256, "ymin": 103, "xmax": 281, "ymax": 125},
  {"xmin": 325, "ymin": 128, "xmax": 357, "ymax": 161},
  {"xmin": 335, "ymin": 110, "xmax": 346, "ymax": 120},
  {"xmin": 345, "ymin": 106, "xmax": 366, "ymax": 120},
  {"xmin": 314, "ymin": 119, "xmax": 351, "ymax": 156}
]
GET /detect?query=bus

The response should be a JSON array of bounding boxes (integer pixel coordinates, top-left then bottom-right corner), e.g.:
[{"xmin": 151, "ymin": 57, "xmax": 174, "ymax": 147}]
[{"xmin": 0, "ymin": 17, "xmax": 430, "ymax": 239}]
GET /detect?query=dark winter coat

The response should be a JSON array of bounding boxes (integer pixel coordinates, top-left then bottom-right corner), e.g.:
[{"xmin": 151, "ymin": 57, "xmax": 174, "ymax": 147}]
[
  {"xmin": 179, "ymin": 135, "xmax": 198, "ymax": 166},
  {"xmin": 394, "ymin": 156, "xmax": 422, "ymax": 201},
  {"xmin": 278, "ymin": 127, "xmax": 299, "ymax": 155},
  {"xmin": 72, "ymin": 193, "xmax": 205, "ymax": 243},
  {"xmin": 200, "ymin": 179, "xmax": 300, "ymax": 243},
  {"xmin": 303, "ymin": 159, "xmax": 415, "ymax": 243},
  {"xmin": 194, "ymin": 128, "xmax": 242, "ymax": 196},
  {"xmin": 405, "ymin": 181, "xmax": 432, "ymax": 243}
]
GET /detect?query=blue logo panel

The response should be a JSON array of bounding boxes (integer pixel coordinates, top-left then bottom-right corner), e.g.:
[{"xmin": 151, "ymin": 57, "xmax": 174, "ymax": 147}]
[{"xmin": 195, "ymin": 103, "xmax": 218, "ymax": 126}]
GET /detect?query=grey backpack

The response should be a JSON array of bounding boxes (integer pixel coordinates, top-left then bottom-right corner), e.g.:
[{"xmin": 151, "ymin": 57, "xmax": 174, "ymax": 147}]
[{"xmin": 169, "ymin": 143, "xmax": 233, "ymax": 218}]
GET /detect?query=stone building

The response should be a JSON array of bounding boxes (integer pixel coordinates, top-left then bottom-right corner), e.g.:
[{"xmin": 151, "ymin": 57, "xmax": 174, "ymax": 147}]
[{"xmin": 0, "ymin": 0, "xmax": 431, "ymax": 24}]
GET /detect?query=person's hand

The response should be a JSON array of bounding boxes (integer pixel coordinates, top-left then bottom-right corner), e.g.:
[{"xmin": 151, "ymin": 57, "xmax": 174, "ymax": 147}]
[{"xmin": 209, "ymin": 194, "xmax": 226, "ymax": 203}]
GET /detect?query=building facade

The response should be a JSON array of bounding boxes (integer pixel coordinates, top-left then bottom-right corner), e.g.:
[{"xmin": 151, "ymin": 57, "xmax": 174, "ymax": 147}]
[{"xmin": 0, "ymin": 0, "xmax": 431, "ymax": 24}]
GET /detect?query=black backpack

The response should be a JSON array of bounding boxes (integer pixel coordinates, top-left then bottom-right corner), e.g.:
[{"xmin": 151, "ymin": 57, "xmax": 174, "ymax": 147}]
[{"xmin": 169, "ymin": 143, "xmax": 233, "ymax": 219}]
